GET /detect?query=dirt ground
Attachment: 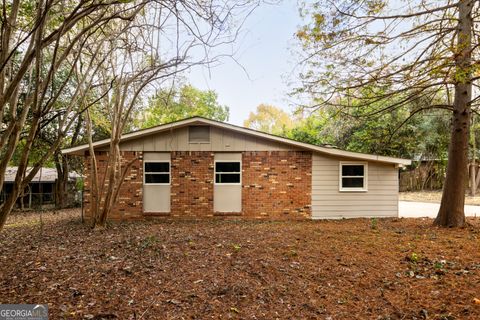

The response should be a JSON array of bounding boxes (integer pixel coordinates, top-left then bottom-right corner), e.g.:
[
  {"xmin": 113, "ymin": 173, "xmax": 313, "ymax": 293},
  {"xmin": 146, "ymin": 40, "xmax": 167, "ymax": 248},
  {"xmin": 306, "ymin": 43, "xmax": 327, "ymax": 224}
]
[
  {"xmin": 400, "ymin": 190, "xmax": 480, "ymax": 205},
  {"xmin": 1, "ymin": 209, "xmax": 480, "ymax": 319}
]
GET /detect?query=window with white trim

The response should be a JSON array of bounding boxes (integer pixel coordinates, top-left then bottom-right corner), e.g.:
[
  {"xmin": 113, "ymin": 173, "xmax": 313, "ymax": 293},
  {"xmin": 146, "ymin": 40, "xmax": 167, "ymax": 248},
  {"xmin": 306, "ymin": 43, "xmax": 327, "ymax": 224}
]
[
  {"xmin": 215, "ymin": 161, "xmax": 241, "ymax": 184},
  {"xmin": 340, "ymin": 162, "xmax": 367, "ymax": 191},
  {"xmin": 144, "ymin": 161, "xmax": 170, "ymax": 184}
]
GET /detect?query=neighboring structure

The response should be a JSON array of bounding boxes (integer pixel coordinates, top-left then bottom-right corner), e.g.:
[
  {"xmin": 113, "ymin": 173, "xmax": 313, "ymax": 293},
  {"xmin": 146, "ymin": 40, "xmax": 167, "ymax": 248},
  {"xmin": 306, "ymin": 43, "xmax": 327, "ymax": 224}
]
[
  {"xmin": 0, "ymin": 167, "xmax": 81, "ymax": 209},
  {"xmin": 62, "ymin": 117, "xmax": 411, "ymax": 220}
]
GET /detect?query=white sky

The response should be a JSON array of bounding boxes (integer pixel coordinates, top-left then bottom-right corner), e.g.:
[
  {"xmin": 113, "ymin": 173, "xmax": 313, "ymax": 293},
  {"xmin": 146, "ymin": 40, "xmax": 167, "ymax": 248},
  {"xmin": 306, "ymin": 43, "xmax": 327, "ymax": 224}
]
[{"xmin": 186, "ymin": 1, "xmax": 302, "ymax": 125}]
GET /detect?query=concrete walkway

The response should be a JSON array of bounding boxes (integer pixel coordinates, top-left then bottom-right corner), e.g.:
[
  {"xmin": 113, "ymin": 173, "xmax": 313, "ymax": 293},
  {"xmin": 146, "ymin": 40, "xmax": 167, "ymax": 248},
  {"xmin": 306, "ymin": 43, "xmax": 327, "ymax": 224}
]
[{"xmin": 399, "ymin": 201, "xmax": 480, "ymax": 218}]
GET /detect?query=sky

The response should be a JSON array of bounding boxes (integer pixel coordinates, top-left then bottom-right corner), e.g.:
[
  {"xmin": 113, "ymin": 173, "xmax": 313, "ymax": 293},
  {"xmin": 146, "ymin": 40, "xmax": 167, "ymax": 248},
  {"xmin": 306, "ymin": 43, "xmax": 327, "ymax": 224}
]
[{"xmin": 186, "ymin": 1, "xmax": 303, "ymax": 126}]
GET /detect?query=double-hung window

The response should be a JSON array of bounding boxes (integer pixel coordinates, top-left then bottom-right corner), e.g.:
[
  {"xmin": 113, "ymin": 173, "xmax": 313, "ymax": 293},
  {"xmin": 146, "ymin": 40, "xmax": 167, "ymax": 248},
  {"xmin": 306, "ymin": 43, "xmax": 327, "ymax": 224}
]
[
  {"xmin": 339, "ymin": 162, "xmax": 367, "ymax": 191},
  {"xmin": 144, "ymin": 161, "xmax": 170, "ymax": 185},
  {"xmin": 215, "ymin": 161, "xmax": 241, "ymax": 184}
]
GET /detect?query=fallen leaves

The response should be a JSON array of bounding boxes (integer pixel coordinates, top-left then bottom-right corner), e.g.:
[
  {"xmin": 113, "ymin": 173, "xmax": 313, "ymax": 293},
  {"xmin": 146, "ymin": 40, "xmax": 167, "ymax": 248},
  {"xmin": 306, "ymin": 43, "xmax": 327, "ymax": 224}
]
[{"xmin": 1, "ymin": 209, "xmax": 480, "ymax": 319}]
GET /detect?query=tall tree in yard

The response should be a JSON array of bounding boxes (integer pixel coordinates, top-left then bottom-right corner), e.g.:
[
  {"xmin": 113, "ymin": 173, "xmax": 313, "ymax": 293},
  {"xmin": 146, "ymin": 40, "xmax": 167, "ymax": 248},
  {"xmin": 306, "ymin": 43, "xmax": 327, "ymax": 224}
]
[
  {"xmin": 296, "ymin": 0, "xmax": 479, "ymax": 227},
  {"xmin": 0, "ymin": 0, "xmax": 151, "ymax": 229},
  {"xmin": 0, "ymin": 0, "xmax": 261, "ymax": 230},
  {"xmin": 82, "ymin": 2, "xmax": 260, "ymax": 228}
]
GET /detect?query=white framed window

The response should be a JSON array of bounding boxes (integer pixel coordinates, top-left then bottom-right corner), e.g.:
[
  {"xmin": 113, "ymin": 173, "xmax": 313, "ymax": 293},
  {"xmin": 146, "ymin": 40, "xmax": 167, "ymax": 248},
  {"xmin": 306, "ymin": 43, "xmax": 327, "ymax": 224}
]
[
  {"xmin": 144, "ymin": 161, "xmax": 170, "ymax": 185},
  {"xmin": 214, "ymin": 161, "xmax": 241, "ymax": 185},
  {"xmin": 189, "ymin": 126, "xmax": 210, "ymax": 143},
  {"xmin": 339, "ymin": 162, "xmax": 367, "ymax": 192}
]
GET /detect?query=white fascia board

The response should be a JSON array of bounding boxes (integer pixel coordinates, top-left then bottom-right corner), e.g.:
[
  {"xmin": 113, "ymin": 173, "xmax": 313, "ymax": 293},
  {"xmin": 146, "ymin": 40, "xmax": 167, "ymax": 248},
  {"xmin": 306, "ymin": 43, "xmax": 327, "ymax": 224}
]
[{"xmin": 61, "ymin": 117, "xmax": 412, "ymax": 166}]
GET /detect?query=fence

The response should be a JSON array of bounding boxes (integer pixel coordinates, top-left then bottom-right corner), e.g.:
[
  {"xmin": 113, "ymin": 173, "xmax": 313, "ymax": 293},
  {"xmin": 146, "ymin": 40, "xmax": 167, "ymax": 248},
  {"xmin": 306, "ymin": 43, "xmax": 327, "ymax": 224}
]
[{"xmin": 399, "ymin": 161, "xmax": 446, "ymax": 192}]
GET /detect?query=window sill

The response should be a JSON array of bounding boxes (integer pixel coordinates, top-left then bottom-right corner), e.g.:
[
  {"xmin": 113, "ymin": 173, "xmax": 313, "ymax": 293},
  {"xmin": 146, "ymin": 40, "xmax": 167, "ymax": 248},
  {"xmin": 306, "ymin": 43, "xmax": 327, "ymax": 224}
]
[{"xmin": 339, "ymin": 188, "xmax": 368, "ymax": 192}]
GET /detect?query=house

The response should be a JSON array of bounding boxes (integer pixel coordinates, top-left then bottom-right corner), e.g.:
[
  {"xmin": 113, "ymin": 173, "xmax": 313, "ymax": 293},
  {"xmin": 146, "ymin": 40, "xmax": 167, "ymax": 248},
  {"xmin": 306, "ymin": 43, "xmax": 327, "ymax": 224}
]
[
  {"xmin": 1, "ymin": 167, "xmax": 81, "ymax": 209},
  {"xmin": 61, "ymin": 117, "xmax": 411, "ymax": 220}
]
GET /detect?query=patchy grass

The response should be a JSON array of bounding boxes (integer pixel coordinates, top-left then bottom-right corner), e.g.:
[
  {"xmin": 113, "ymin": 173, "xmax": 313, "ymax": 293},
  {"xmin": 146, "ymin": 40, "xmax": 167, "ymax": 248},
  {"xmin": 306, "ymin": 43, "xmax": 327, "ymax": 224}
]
[
  {"xmin": 400, "ymin": 190, "xmax": 480, "ymax": 205},
  {"xmin": 1, "ymin": 210, "xmax": 480, "ymax": 319}
]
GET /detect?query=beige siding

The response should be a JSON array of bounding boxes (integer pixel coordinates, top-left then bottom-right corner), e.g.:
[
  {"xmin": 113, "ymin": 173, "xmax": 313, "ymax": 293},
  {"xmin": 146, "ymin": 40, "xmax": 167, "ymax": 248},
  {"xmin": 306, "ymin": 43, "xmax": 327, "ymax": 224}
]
[
  {"xmin": 312, "ymin": 153, "xmax": 399, "ymax": 218},
  {"xmin": 116, "ymin": 126, "xmax": 295, "ymax": 152}
]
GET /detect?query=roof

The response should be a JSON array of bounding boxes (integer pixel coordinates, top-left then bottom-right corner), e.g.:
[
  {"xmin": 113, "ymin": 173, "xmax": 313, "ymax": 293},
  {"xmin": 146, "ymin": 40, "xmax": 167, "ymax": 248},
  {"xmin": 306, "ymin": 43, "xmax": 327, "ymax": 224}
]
[
  {"xmin": 4, "ymin": 167, "xmax": 81, "ymax": 183},
  {"xmin": 61, "ymin": 117, "xmax": 411, "ymax": 166}
]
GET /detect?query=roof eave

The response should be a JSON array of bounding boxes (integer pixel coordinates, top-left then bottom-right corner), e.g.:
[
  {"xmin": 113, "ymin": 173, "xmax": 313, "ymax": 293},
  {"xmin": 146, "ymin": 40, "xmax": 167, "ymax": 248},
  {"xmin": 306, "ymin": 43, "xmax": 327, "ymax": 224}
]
[{"xmin": 61, "ymin": 117, "xmax": 412, "ymax": 165}]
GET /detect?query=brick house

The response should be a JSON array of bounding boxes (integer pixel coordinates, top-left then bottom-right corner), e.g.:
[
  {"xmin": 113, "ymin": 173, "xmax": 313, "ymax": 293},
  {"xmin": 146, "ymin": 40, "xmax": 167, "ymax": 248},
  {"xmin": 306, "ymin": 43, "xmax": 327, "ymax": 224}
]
[{"xmin": 62, "ymin": 117, "xmax": 411, "ymax": 220}]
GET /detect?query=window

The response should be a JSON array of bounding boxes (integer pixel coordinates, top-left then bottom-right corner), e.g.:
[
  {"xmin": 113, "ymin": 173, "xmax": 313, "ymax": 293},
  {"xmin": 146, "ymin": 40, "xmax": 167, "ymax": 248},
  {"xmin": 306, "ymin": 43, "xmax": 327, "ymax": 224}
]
[
  {"xmin": 215, "ymin": 161, "xmax": 241, "ymax": 184},
  {"xmin": 339, "ymin": 162, "xmax": 367, "ymax": 191},
  {"xmin": 189, "ymin": 126, "xmax": 210, "ymax": 143},
  {"xmin": 144, "ymin": 161, "xmax": 170, "ymax": 184}
]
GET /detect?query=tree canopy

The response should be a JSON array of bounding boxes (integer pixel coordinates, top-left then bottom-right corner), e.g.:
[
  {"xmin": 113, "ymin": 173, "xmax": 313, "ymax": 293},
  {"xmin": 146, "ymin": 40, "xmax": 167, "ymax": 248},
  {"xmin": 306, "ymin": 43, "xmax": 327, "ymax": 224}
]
[
  {"xmin": 0, "ymin": 0, "xmax": 261, "ymax": 229},
  {"xmin": 139, "ymin": 85, "xmax": 229, "ymax": 128},
  {"xmin": 244, "ymin": 104, "xmax": 294, "ymax": 135},
  {"xmin": 294, "ymin": 0, "xmax": 479, "ymax": 227}
]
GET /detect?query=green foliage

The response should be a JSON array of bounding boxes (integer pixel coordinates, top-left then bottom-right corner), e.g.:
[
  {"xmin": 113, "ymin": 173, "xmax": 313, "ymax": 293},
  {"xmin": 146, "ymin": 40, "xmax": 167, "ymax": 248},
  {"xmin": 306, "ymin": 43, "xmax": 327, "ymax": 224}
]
[
  {"xmin": 238, "ymin": 91, "xmax": 451, "ymax": 162},
  {"xmin": 287, "ymin": 91, "xmax": 451, "ymax": 160},
  {"xmin": 9, "ymin": 140, "xmax": 55, "ymax": 168},
  {"xmin": 76, "ymin": 178, "xmax": 84, "ymax": 191},
  {"xmin": 138, "ymin": 84, "xmax": 229, "ymax": 128},
  {"xmin": 410, "ymin": 252, "xmax": 419, "ymax": 263},
  {"xmin": 244, "ymin": 104, "xmax": 294, "ymax": 135},
  {"xmin": 292, "ymin": 0, "xmax": 479, "ymax": 208}
]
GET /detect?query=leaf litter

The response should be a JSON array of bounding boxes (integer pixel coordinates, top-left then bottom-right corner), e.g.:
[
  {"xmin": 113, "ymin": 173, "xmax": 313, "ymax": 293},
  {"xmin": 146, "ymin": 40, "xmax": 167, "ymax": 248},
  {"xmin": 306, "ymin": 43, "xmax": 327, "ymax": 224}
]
[{"xmin": 1, "ymin": 209, "xmax": 480, "ymax": 319}]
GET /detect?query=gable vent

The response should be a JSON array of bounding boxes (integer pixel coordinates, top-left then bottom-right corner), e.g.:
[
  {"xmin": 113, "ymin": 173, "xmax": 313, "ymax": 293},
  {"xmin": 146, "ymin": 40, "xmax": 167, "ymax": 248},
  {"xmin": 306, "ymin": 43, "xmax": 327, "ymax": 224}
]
[{"xmin": 188, "ymin": 126, "xmax": 210, "ymax": 143}]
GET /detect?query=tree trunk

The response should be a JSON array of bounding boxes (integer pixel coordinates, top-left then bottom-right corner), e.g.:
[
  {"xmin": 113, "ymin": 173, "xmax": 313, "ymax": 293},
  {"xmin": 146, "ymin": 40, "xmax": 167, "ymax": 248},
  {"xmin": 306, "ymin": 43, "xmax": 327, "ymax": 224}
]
[
  {"xmin": 86, "ymin": 110, "xmax": 100, "ymax": 228},
  {"xmin": 434, "ymin": 0, "xmax": 473, "ymax": 227},
  {"xmin": 470, "ymin": 114, "xmax": 476, "ymax": 196},
  {"xmin": 54, "ymin": 152, "xmax": 69, "ymax": 209},
  {"xmin": 475, "ymin": 165, "xmax": 480, "ymax": 190}
]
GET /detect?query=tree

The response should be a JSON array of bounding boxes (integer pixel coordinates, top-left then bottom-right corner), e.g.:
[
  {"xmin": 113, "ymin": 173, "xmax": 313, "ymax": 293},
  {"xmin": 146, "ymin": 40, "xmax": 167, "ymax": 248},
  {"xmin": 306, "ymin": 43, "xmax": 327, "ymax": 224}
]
[
  {"xmin": 0, "ymin": 0, "xmax": 152, "ymax": 229},
  {"xmin": 139, "ymin": 84, "xmax": 229, "ymax": 128},
  {"xmin": 288, "ymin": 98, "xmax": 451, "ymax": 160},
  {"xmin": 0, "ymin": 0, "xmax": 262, "ymax": 230},
  {"xmin": 244, "ymin": 104, "xmax": 294, "ymax": 135},
  {"xmin": 81, "ymin": 1, "xmax": 260, "ymax": 228},
  {"xmin": 296, "ymin": 0, "xmax": 479, "ymax": 227}
]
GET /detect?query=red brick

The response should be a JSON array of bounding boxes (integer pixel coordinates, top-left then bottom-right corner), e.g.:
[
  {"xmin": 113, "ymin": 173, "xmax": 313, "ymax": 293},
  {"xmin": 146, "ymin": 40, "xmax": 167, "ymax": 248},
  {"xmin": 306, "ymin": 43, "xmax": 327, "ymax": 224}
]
[{"xmin": 83, "ymin": 151, "xmax": 312, "ymax": 220}]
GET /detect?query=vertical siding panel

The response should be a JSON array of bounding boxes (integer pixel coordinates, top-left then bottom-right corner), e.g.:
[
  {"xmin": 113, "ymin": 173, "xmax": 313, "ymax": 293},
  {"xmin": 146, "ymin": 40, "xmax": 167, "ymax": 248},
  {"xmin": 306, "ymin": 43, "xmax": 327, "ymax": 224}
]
[{"xmin": 120, "ymin": 126, "xmax": 294, "ymax": 152}]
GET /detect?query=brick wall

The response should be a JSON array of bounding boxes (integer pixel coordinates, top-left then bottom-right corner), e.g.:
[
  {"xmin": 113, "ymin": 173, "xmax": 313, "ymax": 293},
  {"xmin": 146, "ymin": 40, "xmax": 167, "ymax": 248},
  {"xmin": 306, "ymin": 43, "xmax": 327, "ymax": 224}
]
[
  {"xmin": 83, "ymin": 150, "xmax": 311, "ymax": 220},
  {"xmin": 242, "ymin": 151, "xmax": 312, "ymax": 219},
  {"xmin": 170, "ymin": 151, "xmax": 214, "ymax": 216},
  {"xmin": 83, "ymin": 151, "xmax": 143, "ymax": 220}
]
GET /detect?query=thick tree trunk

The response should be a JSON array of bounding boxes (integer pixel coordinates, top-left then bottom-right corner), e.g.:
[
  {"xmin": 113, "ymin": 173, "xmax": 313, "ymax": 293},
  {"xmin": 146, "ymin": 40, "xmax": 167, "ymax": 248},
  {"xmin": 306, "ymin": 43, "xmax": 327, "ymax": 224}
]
[
  {"xmin": 54, "ymin": 152, "xmax": 69, "ymax": 209},
  {"xmin": 434, "ymin": 0, "xmax": 473, "ymax": 227}
]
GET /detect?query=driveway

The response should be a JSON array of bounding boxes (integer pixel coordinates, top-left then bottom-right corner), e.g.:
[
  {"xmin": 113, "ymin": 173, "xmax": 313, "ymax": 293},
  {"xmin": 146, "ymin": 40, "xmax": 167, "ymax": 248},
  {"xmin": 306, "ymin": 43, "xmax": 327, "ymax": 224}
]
[{"xmin": 399, "ymin": 201, "xmax": 480, "ymax": 218}]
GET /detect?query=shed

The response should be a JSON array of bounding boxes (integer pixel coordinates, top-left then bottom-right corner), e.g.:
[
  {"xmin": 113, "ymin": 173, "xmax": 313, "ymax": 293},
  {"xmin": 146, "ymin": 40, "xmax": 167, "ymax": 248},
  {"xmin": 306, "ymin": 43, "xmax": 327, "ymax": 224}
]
[
  {"xmin": 62, "ymin": 117, "xmax": 411, "ymax": 220},
  {"xmin": 1, "ymin": 167, "xmax": 81, "ymax": 209}
]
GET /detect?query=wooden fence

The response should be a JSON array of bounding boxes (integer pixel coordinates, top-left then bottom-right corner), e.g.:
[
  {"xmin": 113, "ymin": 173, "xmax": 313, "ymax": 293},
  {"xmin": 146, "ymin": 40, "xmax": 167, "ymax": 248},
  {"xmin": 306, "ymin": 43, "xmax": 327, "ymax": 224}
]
[{"xmin": 399, "ymin": 161, "xmax": 446, "ymax": 192}]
